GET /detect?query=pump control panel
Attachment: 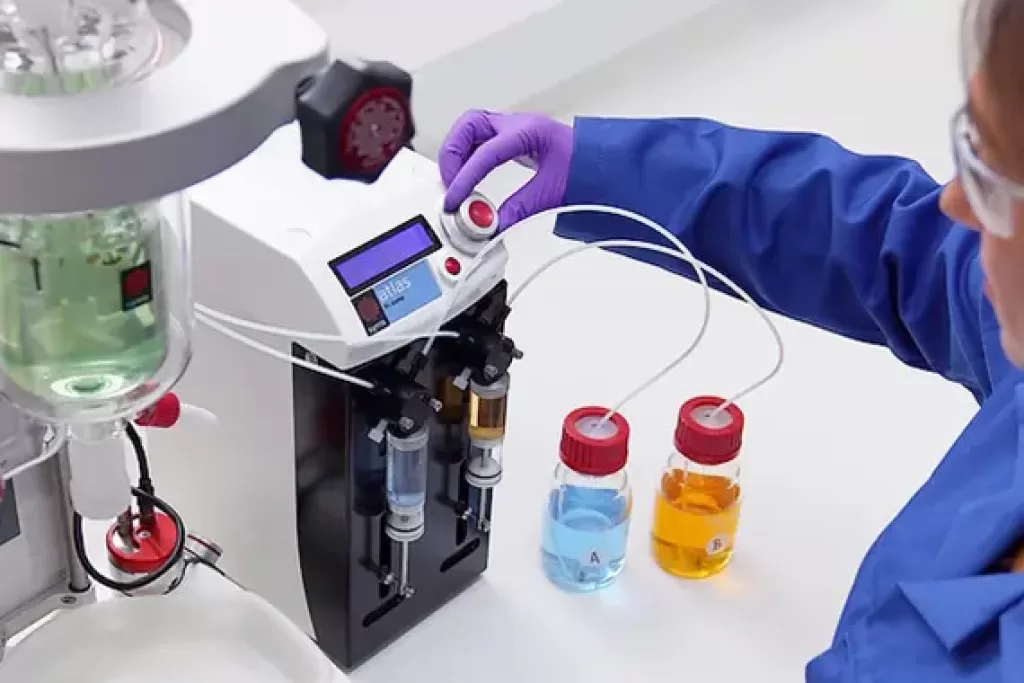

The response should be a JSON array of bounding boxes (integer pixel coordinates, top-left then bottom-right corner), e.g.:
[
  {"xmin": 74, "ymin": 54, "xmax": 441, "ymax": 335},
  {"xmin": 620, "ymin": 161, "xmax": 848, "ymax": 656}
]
[
  {"xmin": 329, "ymin": 216, "xmax": 444, "ymax": 337},
  {"xmin": 321, "ymin": 192, "xmax": 503, "ymax": 346}
]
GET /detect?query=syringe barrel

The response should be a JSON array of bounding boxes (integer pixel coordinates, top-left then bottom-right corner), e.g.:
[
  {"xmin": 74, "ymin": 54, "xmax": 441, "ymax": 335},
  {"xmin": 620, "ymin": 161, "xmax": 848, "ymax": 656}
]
[
  {"xmin": 385, "ymin": 425, "xmax": 429, "ymax": 514},
  {"xmin": 468, "ymin": 375, "xmax": 509, "ymax": 442}
]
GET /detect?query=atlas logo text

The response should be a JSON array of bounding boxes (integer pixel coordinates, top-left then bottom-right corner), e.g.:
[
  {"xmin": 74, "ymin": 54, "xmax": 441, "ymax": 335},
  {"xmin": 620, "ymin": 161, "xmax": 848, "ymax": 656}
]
[{"xmin": 377, "ymin": 277, "xmax": 411, "ymax": 304}]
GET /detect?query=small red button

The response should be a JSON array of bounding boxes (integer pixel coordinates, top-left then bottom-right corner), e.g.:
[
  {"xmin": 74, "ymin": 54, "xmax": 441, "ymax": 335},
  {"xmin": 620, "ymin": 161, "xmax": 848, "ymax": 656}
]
[
  {"xmin": 444, "ymin": 257, "xmax": 462, "ymax": 275},
  {"xmin": 467, "ymin": 200, "xmax": 494, "ymax": 228}
]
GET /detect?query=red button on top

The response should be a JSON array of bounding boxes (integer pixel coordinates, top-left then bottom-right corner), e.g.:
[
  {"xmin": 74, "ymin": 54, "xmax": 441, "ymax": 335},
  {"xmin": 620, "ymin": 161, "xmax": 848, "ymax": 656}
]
[
  {"xmin": 467, "ymin": 200, "xmax": 494, "ymax": 228},
  {"xmin": 444, "ymin": 257, "xmax": 462, "ymax": 275}
]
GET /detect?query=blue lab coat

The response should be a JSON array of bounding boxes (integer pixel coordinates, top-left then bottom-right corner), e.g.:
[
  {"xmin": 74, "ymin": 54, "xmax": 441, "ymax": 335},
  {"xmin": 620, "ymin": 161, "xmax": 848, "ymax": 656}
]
[{"xmin": 553, "ymin": 118, "xmax": 1024, "ymax": 682}]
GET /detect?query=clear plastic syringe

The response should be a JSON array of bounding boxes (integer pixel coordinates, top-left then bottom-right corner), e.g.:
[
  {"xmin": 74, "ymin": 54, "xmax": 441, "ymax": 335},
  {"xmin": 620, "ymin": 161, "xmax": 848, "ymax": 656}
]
[
  {"xmin": 384, "ymin": 424, "xmax": 429, "ymax": 597},
  {"xmin": 465, "ymin": 373, "xmax": 509, "ymax": 531}
]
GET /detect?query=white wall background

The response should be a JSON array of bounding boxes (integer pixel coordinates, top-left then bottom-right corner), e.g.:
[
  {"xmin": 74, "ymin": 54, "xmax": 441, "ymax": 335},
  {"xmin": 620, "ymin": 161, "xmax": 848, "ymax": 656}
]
[{"xmin": 295, "ymin": 0, "xmax": 732, "ymax": 155}]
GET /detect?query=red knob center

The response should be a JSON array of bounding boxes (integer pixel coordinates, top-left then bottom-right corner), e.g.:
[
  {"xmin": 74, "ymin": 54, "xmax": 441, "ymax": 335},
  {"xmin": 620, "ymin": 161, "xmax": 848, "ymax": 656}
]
[{"xmin": 468, "ymin": 200, "xmax": 494, "ymax": 228}]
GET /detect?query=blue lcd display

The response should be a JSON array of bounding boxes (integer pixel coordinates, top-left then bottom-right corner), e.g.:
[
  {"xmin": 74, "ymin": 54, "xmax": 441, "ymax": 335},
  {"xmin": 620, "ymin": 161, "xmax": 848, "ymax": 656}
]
[{"xmin": 330, "ymin": 218, "xmax": 439, "ymax": 293}]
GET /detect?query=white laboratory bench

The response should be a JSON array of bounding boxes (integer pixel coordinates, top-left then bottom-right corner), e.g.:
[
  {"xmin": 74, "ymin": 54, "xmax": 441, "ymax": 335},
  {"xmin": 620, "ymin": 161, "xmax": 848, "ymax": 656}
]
[{"xmin": 53, "ymin": 0, "xmax": 980, "ymax": 681}]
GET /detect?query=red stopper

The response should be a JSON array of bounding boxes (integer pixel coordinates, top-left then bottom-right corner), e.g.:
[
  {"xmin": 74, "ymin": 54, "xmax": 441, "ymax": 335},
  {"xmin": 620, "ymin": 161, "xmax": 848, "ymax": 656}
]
[
  {"xmin": 674, "ymin": 396, "xmax": 744, "ymax": 466},
  {"xmin": 106, "ymin": 511, "xmax": 179, "ymax": 574},
  {"xmin": 136, "ymin": 392, "xmax": 181, "ymax": 428},
  {"xmin": 559, "ymin": 406, "xmax": 630, "ymax": 476}
]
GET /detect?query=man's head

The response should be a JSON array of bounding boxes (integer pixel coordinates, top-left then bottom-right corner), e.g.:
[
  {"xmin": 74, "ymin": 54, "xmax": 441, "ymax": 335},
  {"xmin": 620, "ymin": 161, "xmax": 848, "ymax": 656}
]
[{"xmin": 941, "ymin": 0, "xmax": 1024, "ymax": 365}]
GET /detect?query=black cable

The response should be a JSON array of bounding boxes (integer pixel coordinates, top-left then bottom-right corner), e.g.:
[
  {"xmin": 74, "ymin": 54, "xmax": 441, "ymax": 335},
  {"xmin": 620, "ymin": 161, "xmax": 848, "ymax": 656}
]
[
  {"xmin": 123, "ymin": 420, "xmax": 155, "ymax": 523},
  {"xmin": 122, "ymin": 421, "xmax": 150, "ymax": 482},
  {"xmin": 72, "ymin": 486, "xmax": 187, "ymax": 592}
]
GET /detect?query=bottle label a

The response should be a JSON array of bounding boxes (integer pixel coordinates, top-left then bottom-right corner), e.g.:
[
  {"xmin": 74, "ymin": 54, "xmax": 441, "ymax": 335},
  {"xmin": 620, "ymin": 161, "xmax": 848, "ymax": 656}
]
[
  {"xmin": 548, "ymin": 522, "xmax": 628, "ymax": 583},
  {"xmin": 558, "ymin": 546, "xmax": 616, "ymax": 583}
]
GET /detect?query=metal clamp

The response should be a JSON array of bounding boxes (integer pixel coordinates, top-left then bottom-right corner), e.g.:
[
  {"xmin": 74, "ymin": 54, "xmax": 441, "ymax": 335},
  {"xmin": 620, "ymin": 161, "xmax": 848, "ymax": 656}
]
[{"xmin": 184, "ymin": 533, "xmax": 223, "ymax": 567}]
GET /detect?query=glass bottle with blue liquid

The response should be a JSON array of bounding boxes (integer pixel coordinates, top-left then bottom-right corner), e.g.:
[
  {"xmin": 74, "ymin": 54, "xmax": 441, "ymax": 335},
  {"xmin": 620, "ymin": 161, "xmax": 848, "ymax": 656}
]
[{"xmin": 541, "ymin": 406, "xmax": 632, "ymax": 592}]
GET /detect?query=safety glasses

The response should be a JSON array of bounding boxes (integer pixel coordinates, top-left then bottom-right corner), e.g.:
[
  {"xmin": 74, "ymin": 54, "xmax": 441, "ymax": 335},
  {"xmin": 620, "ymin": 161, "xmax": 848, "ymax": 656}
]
[{"xmin": 950, "ymin": 106, "xmax": 1024, "ymax": 239}]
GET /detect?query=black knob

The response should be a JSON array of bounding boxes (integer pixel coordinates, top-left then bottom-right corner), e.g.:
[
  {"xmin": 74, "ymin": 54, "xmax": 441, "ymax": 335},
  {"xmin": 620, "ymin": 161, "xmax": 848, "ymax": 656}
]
[{"xmin": 296, "ymin": 60, "xmax": 415, "ymax": 183}]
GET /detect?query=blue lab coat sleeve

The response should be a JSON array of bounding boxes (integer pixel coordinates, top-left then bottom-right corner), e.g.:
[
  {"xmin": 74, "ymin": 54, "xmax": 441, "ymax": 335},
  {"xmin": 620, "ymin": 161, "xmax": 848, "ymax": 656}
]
[{"xmin": 553, "ymin": 118, "xmax": 1002, "ymax": 399}]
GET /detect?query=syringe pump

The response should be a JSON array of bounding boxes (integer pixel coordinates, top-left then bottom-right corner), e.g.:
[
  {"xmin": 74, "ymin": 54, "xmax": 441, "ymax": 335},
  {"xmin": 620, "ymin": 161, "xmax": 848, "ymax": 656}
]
[{"xmin": 143, "ymin": 123, "xmax": 524, "ymax": 668}]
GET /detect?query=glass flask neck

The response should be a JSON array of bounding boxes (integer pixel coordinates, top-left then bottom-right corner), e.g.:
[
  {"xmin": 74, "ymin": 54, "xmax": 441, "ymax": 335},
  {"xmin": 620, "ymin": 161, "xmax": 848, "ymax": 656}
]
[{"xmin": 70, "ymin": 418, "xmax": 121, "ymax": 443}]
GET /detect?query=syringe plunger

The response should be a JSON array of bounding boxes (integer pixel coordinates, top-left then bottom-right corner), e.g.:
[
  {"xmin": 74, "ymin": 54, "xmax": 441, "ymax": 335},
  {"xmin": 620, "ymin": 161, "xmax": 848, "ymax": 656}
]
[
  {"xmin": 386, "ymin": 507, "xmax": 424, "ymax": 543},
  {"xmin": 466, "ymin": 440, "xmax": 503, "ymax": 489}
]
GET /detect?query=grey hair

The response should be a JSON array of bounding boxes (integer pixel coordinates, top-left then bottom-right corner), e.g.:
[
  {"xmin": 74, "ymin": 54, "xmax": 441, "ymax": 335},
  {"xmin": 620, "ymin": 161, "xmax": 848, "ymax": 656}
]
[
  {"xmin": 961, "ymin": 0, "xmax": 1001, "ymax": 79},
  {"xmin": 963, "ymin": 0, "xmax": 1024, "ymax": 115}
]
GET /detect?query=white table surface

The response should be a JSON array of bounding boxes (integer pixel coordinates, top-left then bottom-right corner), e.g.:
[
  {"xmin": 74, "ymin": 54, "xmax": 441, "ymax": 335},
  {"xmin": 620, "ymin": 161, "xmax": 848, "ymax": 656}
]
[{"xmin": 46, "ymin": 1, "xmax": 983, "ymax": 681}]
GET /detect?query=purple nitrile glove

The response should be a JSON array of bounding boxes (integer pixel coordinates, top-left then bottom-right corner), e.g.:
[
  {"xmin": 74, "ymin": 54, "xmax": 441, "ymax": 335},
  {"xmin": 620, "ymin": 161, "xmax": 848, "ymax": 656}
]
[{"xmin": 438, "ymin": 110, "xmax": 573, "ymax": 230}]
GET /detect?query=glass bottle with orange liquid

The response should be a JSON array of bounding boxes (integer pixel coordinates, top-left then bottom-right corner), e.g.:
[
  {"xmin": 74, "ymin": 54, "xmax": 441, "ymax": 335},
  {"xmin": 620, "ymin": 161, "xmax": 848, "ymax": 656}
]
[{"xmin": 651, "ymin": 395, "xmax": 744, "ymax": 579}]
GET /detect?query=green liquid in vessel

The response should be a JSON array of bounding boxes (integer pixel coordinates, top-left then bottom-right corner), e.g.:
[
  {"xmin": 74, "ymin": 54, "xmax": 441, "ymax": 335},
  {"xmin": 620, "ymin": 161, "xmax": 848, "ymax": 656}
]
[{"xmin": 0, "ymin": 206, "xmax": 169, "ymax": 410}]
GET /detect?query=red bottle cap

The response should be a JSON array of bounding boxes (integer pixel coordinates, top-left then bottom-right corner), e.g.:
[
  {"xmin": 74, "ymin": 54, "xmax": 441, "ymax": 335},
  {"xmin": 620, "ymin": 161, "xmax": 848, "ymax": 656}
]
[
  {"xmin": 560, "ymin": 406, "xmax": 630, "ymax": 476},
  {"xmin": 674, "ymin": 396, "xmax": 744, "ymax": 466},
  {"xmin": 136, "ymin": 392, "xmax": 181, "ymax": 428},
  {"xmin": 106, "ymin": 511, "xmax": 179, "ymax": 574}
]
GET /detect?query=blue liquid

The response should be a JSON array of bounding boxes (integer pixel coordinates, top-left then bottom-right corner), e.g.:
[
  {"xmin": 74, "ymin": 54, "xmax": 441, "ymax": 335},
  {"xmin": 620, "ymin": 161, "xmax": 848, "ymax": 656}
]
[
  {"xmin": 541, "ymin": 485, "xmax": 630, "ymax": 592},
  {"xmin": 386, "ymin": 447, "xmax": 427, "ymax": 510}
]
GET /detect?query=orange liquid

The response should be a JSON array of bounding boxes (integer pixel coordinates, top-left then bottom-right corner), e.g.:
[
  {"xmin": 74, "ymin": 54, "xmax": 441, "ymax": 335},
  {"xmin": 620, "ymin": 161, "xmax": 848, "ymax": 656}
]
[
  {"xmin": 651, "ymin": 469, "xmax": 741, "ymax": 579},
  {"xmin": 437, "ymin": 376, "xmax": 466, "ymax": 423},
  {"xmin": 468, "ymin": 392, "xmax": 507, "ymax": 442}
]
